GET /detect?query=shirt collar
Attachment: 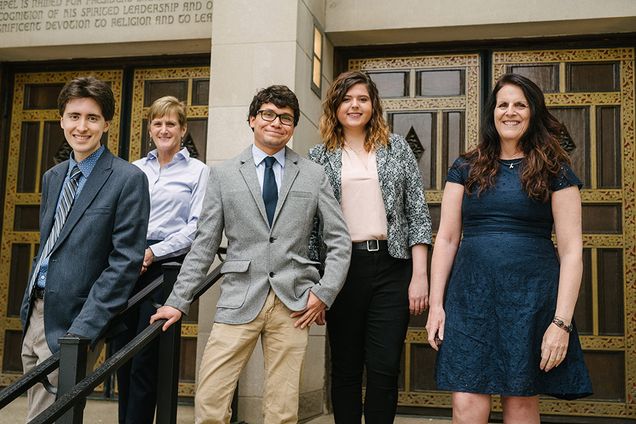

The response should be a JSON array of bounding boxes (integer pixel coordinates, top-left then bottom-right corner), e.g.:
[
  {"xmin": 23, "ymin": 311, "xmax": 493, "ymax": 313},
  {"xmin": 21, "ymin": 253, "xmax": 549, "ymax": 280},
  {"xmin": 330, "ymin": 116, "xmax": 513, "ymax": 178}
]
[
  {"xmin": 69, "ymin": 145, "xmax": 105, "ymax": 179},
  {"xmin": 146, "ymin": 147, "xmax": 190, "ymax": 163},
  {"xmin": 252, "ymin": 144, "xmax": 286, "ymax": 168}
]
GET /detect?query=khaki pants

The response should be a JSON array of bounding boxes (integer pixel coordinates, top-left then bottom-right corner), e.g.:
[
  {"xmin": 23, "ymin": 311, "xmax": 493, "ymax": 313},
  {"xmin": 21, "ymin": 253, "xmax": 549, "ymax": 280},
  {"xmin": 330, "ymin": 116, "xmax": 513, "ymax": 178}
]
[
  {"xmin": 21, "ymin": 299, "xmax": 102, "ymax": 422},
  {"xmin": 195, "ymin": 290, "xmax": 309, "ymax": 424}
]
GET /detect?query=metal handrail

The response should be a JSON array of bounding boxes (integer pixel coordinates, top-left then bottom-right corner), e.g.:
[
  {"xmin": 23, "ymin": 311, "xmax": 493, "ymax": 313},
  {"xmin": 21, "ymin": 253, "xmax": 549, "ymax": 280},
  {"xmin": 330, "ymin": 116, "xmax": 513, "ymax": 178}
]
[
  {"xmin": 0, "ymin": 247, "xmax": 226, "ymax": 420},
  {"xmin": 28, "ymin": 320, "xmax": 165, "ymax": 424},
  {"xmin": 29, "ymin": 259, "xmax": 225, "ymax": 424},
  {"xmin": 0, "ymin": 274, "xmax": 164, "ymax": 410},
  {"xmin": 0, "ymin": 352, "xmax": 60, "ymax": 409}
]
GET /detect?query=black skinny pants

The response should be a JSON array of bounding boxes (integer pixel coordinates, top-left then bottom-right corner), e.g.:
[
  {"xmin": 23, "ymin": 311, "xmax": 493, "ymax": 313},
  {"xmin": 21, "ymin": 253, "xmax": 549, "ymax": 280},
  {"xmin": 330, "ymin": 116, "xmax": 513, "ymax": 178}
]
[{"xmin": 327, "ymin": 248, "xmax": 411, "ymax": 424}]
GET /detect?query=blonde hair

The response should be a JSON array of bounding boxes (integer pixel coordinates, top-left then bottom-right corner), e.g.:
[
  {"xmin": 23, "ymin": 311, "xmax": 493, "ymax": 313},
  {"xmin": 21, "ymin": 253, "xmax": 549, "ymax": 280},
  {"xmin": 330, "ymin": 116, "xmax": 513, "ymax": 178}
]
[
  {"xmin": 319, "ymin": 71, "xmax": 389, "ymax": 151},
  {"xmin": 146, "ymin": 96, "xmax": 187, "ymax": 131}
]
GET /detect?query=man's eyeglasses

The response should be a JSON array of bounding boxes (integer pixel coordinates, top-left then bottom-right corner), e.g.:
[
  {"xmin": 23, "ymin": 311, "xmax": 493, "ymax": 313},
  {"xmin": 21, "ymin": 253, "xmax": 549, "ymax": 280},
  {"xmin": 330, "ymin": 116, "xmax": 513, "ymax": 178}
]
[{"xmin": 257, "ymin": 109, "xmax": 294, "ymax": 126}]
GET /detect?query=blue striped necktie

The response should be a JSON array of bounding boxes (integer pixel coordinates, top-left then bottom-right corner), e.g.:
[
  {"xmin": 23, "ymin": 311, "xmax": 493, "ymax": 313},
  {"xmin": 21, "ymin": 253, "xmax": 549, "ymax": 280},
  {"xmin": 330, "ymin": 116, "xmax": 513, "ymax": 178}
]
[
  {"xmin": 262, "ymin": 156, "xmax": 278, "ymax": 227},
  {"xmin": 28, "ymin": 165, "xmax": 82, "ymax": 292}
]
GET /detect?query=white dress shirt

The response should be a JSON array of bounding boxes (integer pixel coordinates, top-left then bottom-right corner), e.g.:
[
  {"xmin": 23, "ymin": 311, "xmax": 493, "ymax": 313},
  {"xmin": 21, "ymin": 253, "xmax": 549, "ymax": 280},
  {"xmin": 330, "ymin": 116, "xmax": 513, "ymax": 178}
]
[
  {"xmin": 133, "ymin": 147, "xmax": 209, "ymax": 259},
  {"xmin": 252, "ymin": 144, "xmax": 285, "ymax": 194}
]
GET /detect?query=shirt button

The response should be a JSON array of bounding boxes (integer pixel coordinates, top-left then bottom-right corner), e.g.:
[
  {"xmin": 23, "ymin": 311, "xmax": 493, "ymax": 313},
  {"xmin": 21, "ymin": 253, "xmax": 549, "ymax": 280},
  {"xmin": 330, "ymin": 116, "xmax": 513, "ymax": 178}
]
[
  {"xmin": 269, "ymin": 237, "xmax": 275, "ymax": 243},
  {"xmin": 269, "ymin": 272, "xmax": 275, "ymax": 278}
]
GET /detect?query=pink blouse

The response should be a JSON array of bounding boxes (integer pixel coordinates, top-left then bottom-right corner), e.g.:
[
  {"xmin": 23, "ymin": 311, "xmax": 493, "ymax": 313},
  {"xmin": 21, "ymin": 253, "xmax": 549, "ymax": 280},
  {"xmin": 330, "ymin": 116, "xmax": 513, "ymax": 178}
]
[{"xmin": 341, "ymin": 145, "xmax": 388, "ymax": 242}]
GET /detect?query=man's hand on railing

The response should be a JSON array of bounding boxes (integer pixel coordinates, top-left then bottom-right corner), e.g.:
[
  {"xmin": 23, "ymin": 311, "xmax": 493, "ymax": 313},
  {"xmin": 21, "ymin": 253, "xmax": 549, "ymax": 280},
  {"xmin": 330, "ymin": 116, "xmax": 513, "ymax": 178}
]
[{"xmin": 150, "ymin": 305, "xmax": 183, "ymax": 331}]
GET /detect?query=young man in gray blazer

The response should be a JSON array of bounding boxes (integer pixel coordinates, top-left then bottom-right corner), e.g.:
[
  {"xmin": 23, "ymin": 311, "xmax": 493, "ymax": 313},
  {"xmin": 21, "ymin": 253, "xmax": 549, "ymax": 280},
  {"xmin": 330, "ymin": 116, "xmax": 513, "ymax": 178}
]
[
  {"xmin": 151, "ymin": 85, "xmax": 351, "ymax": 423},
  {"xmin": 20, "ymin": 76, "xmax": 150, "ymax": 421}
]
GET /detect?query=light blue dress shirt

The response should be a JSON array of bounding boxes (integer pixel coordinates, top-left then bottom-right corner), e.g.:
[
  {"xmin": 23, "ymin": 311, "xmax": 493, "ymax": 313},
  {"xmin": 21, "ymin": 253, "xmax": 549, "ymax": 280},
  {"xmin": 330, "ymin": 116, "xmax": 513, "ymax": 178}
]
[
  {"xmin": 37, "ymin": 145, "xmax": 105, "ymax": 288},
  {"xmin": 134, "ymin": 147, "xmax": 209, "ymax": 259},
  {"xmin": 252, "ymin": 144, "xmax": 285, "ymax": 194}
]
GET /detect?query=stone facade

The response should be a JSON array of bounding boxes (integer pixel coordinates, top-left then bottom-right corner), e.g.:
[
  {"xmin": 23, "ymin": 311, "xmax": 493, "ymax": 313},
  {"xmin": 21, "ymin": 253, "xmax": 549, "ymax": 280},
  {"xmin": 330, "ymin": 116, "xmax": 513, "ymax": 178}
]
[{"xmin": 1, "ymin": 1, "xmax": 635, "ymax": 422}]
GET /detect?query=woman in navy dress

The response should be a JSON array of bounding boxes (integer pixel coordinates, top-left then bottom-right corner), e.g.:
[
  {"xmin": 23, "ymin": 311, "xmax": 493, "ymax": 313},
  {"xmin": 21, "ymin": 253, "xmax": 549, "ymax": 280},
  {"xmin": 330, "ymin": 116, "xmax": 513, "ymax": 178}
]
[{"xmin": 426, "ymin": 73, "xmax": 592, "ymax": 423}]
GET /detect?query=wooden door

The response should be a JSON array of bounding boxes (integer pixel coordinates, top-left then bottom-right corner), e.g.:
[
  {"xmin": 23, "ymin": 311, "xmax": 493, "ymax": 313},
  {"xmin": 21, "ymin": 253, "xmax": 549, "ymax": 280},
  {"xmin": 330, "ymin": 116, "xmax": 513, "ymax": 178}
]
[
  {"xmin": 348, "ymin": 46, "xmax": 636, "ymax": 421},
  {"xmin": 0, "ymin": 65, "xmax": 210, "ymax": 399},
  {"xmin": 349, "ymin": 53, "xmax": 482, "ymax": 409},
  {"xmin": 492, "ymin": 47, "xmax": 636, "ymax": 420}
]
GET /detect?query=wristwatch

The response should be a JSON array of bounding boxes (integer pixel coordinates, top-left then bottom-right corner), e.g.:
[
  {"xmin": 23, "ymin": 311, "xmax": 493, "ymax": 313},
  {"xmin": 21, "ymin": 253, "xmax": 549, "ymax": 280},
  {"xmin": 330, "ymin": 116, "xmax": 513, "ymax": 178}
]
[{"xmin": 552, "ymin": 317, "xmax": 573, "ymax": 333}]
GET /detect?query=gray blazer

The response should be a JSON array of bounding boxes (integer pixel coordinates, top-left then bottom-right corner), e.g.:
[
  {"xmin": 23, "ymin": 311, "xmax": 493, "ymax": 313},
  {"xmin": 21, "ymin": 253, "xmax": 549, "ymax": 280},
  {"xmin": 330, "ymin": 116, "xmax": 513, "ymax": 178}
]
[
  {"xmin": 308, "ymin": 133, "xmax": 432, "ymax": 259},
  {"xmin": 21, "ymin": 149, "xmax": 150, "ymax": 352},
  {"xmin": 165, "ymin": 146, "xmax": 351, "ymax": 324}
]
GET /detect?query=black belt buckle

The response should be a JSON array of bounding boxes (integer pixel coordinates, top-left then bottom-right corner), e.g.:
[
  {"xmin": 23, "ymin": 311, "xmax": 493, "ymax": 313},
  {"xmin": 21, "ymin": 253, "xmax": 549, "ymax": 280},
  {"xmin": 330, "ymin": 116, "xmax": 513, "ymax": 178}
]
[
  {"xmin": 33, "ymin": 287, "xmax": 45, "ymax": 300},
  {"xmin": 366, "ymin": 240, "xmax": 379, "ymax": 252}
]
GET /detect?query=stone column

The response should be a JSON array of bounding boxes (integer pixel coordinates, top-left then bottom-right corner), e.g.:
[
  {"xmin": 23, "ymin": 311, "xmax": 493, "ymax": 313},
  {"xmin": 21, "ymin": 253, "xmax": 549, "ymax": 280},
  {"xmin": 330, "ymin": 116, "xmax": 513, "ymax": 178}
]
[{"xmin": 198, "ymin": 1, "xmax": 332, "ymax": 422}]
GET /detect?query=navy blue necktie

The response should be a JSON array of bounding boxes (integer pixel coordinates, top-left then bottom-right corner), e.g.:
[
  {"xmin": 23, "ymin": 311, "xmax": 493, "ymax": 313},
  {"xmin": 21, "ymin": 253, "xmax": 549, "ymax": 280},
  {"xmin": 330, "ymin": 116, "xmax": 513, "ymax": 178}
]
[{"xmin": 262, "ymin": 156, "xmax": 278, "ymax": 227}]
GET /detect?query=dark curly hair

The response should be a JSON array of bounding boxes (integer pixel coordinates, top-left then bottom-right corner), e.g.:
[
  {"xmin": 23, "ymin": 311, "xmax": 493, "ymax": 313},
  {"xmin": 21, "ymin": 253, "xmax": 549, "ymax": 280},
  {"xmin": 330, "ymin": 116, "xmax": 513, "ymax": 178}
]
[
  {"xmin": 247, "ymin": 85, "xmax": 300, "ymax": 126},
  {"xmin": 464, "ymin": 73, "xmax": 571, "ymax": 202}
]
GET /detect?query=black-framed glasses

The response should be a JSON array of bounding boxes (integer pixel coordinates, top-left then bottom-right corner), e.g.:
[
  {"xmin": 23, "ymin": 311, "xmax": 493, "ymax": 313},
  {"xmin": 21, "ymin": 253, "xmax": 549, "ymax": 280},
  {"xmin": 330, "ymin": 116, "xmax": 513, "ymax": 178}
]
[{"xmin": 257, "ymin": 109, "xmax": 295, "ymax": 126}]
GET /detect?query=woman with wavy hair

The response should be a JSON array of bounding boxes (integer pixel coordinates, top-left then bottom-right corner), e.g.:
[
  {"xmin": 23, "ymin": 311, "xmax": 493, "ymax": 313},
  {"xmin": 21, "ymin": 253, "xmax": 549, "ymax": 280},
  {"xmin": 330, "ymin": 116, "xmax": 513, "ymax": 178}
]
[
  {"xmin": 426, "ymin": 73, "xmax": 592, "ymax": 423},
  {"xmin": 309, "ymin": 71, "xmax": 432, "ymax": 423}
]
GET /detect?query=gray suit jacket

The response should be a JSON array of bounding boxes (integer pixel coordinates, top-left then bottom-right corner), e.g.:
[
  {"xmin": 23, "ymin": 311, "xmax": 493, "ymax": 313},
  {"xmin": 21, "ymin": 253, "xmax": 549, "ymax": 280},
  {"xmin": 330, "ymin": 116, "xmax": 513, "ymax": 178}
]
[
  {"xmin": 20, "ymin": 148, "xmax": 150, "ymax": 352},
  {"xmin": 165, "ymin": 146, "xmax": 351, "ymax": 324}
]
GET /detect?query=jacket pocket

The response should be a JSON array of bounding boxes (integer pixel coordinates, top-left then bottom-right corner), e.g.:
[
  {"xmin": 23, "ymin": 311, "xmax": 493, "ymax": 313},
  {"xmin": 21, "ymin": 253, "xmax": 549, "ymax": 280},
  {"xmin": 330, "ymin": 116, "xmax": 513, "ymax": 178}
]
[
  {"xmin": 220, "ymin": 260, "xmax": 251, "ymax": 274},
  {"xmin": 289, "ymin": 190, "xmax": 312, "ymax": 198},
  {"xmin": 217, "ymin": 260, "xmax": 251, "ymax": 309},
  {"xmin": 85, "ymin": 207, "xmax": 111, "ymax": 215}
]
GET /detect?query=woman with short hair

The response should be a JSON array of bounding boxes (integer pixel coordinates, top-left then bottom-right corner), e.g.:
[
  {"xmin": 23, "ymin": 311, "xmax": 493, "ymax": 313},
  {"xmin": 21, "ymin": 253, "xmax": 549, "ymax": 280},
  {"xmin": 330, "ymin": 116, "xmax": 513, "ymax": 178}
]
[{"xmin": 113, "ymin": 96, "xmax": 209, "ymax": 424}]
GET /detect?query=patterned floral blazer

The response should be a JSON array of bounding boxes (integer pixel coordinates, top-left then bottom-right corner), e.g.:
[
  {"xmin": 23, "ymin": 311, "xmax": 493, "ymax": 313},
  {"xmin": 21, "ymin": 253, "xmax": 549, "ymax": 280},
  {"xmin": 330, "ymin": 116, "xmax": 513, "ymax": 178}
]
[{"xmin": 308, "ymin": 133, "xmax": 432, "ymax": 260}]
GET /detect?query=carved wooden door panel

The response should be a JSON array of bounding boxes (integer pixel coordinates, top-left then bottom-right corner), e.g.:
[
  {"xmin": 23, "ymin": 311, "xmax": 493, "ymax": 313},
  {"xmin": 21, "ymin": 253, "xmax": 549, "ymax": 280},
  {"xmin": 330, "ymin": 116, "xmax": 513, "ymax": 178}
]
[
  {"xmin": 493, "ymin": 47, "xmax": 636, "ymax": 420},
  {"xmin": 348, "ymin": 47, "xmax": 636, "ymax": 421},
  {"xmin": 349, "ymin": 53, "xmax": 481, "ymax": 409},
  {"xmin": 0, "ymin": 66, "xmax": 210, "ymax": 400}
]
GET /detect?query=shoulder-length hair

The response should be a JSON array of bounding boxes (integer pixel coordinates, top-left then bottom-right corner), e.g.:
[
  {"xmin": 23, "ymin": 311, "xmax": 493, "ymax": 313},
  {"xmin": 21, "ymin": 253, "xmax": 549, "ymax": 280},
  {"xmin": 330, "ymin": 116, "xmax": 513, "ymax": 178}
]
[
  {"xmin": 464, "ymin": 73, "xmax": 571, "ymax": 202},
  {"xmin": 319, "ymin": 71, "xmax": 390, "ymax": 151}
]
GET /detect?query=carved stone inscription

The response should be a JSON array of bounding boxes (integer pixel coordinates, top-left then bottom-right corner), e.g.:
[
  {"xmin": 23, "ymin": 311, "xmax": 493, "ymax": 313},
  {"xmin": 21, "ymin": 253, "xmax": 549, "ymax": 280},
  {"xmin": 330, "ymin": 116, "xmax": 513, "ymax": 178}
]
[{"xmin": 0, "ymin": 0, "xmax": 212, "ymax": 34}]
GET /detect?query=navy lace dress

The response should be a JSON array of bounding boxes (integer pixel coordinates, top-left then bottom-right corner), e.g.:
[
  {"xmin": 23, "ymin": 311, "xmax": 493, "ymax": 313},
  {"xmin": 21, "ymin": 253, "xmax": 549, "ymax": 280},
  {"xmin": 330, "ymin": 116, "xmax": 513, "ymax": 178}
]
[{"xmin": 435, "ymin": 157, "xmax": 592, "ymax": 399}]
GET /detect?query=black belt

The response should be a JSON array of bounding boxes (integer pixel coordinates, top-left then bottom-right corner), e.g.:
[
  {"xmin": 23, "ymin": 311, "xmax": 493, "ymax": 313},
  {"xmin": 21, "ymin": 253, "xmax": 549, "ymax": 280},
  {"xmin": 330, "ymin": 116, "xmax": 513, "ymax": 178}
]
[
  {"xmin": 352, "ymin": 240, "xmax": 388, "ymax": 252},
  {"xmin": 33, "ymin": 287, "xmax": 45, "ymax": 299}
]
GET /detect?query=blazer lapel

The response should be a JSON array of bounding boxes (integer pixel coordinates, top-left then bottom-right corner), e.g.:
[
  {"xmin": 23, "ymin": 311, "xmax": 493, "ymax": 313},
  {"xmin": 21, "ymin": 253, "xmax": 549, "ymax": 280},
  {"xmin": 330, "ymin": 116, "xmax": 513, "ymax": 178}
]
[
  {"xmin": 375, "ymin": 144, "xmax": 393, "ymax": 211},
  {"xmin": 39, "ymin": 165, "xmax": 66, "ymax": 246},
  {"xmin": 238, "ymin": 146, "xmax": 270, "ymax": 226},
  {"xmin": 324, "ymin": 147, "xmax": 342, "ymax": 202},
  {"xmin": 272, "ymin": 147, "xmax": 300, "ymax": 227},
  {"xmin": 51, "ymin": 150, "xmax": 114, "ymax": 253}
]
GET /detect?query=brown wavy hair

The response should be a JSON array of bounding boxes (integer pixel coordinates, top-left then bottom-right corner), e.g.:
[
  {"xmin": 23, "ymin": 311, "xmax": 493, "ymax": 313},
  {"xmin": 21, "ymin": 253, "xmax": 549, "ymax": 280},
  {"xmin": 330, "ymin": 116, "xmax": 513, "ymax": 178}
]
[
  {"xmin": 319, "ymin": 71, "xmax": 390, "ymax": 151},
  {"xmin": 464, "ymin": 73, "xmax": 571, "ymax": 202}
]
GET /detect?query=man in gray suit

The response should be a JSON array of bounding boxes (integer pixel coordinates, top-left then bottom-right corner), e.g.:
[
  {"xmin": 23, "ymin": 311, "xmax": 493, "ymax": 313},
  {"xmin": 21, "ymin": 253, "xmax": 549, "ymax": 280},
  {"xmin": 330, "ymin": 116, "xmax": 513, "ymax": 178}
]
[
  {"xmin": 20, "ymin": 76, "xmax": 149, "ymax": 421},
  {"xmin": 151, "ymin": 85, "xmax": 350, "ymax": 423}
]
